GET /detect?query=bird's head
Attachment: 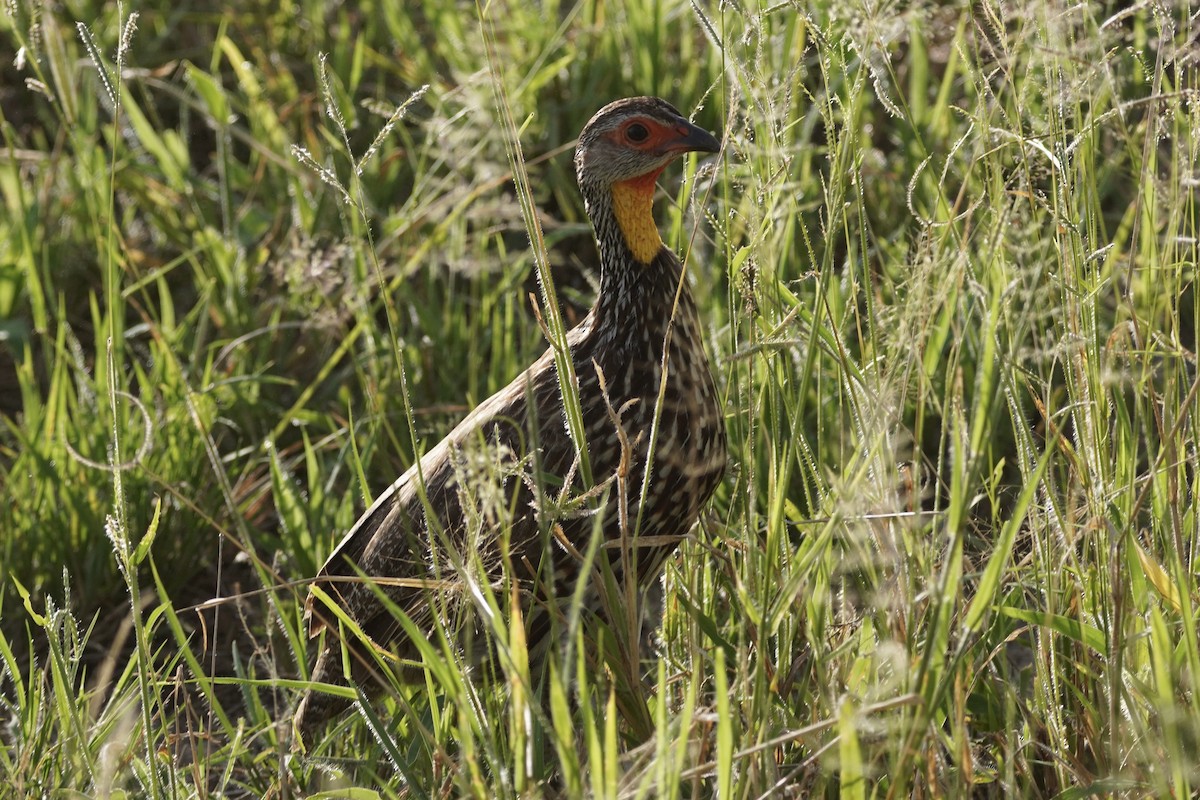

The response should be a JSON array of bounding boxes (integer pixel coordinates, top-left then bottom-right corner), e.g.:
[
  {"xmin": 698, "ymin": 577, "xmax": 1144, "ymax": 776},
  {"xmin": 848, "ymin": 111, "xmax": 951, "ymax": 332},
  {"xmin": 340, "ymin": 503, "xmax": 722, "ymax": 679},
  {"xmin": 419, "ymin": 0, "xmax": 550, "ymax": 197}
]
[{"xmin": 574, "ymin": 97, "xmax": 720, "ymax": 263}]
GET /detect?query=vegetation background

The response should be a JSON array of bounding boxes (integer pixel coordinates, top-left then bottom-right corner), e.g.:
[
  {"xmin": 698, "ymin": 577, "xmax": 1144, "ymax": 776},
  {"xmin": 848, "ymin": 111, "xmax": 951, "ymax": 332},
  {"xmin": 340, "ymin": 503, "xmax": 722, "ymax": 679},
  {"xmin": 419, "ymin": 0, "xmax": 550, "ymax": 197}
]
[{"xmin": 1, "ymin": 0, "xmax": 1198, "ymax": 796}]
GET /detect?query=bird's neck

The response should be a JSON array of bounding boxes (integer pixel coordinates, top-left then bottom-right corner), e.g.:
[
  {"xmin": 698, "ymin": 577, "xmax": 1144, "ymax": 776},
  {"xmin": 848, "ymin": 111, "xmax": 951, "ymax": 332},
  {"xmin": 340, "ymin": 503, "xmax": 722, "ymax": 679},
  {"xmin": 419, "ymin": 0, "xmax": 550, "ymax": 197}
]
[
  {"xmin": 607, "ymin": 167, "xmax": 666, "ymax": 263},
  {"xmin": 581, "ymin": 172, "xmax": 668, "ymax": 269},
  {"xmin": 580, "ymin": 180, "xmax": 699, "ymax": 354}
]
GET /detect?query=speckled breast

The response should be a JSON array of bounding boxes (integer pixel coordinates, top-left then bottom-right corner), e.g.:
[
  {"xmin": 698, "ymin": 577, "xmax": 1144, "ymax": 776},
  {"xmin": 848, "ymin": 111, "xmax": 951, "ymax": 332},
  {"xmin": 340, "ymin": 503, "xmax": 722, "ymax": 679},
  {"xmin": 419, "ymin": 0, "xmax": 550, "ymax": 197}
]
[{"xmin": 569, "ymin": 254, "xmax": 727, "ymax": 585}]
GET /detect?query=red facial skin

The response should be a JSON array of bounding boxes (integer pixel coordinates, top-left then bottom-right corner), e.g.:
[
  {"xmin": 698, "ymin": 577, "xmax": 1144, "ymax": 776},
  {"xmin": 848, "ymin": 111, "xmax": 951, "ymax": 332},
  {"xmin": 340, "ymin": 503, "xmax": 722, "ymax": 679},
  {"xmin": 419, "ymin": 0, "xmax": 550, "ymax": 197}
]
[{"xmin": 603, "ymin": 117, "xmax": 701, "ymax": 158}]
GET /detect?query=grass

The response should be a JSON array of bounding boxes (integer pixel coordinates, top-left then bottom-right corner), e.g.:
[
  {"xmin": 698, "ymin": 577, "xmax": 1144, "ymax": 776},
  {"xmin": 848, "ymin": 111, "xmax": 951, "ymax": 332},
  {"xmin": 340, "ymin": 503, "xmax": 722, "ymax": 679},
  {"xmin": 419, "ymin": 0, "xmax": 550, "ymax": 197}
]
[{"xmin": 1, "ymin": 0, "xmax": 1198, "ymax": 796}]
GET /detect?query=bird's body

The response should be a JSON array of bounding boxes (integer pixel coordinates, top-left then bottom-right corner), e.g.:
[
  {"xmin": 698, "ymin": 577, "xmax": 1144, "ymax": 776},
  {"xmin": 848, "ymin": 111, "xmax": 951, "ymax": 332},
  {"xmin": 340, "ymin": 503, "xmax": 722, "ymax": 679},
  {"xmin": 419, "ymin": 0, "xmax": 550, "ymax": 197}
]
[{"xmin": 294, "ymin": 97, "xmax": 726, "ymax": 744}]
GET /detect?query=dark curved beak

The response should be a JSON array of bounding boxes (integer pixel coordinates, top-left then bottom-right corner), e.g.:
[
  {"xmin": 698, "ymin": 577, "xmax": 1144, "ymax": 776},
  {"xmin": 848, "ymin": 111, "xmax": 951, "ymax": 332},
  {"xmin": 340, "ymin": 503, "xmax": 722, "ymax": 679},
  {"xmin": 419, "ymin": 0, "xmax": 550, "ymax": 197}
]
[{"xmin": 666, "ymin": 119, "xmax": 721, "ymax": 155}]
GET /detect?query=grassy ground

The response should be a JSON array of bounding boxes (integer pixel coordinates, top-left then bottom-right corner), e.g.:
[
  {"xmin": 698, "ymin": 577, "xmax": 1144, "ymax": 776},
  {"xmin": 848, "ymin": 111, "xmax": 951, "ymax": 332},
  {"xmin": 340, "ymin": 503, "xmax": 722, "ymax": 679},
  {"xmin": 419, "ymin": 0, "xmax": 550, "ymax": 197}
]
[{"xmin": 2, "ymin": 0, "xmax": 1198, "ymax": 796}]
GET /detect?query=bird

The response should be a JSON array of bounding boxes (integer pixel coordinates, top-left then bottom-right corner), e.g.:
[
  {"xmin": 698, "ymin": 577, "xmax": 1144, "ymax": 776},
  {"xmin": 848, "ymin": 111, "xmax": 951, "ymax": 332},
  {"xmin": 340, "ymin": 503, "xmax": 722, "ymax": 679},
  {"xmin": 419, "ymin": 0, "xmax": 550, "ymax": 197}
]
[{"xmin": 293, "ymin": 96, "xmax": 727, "ymax": 745}]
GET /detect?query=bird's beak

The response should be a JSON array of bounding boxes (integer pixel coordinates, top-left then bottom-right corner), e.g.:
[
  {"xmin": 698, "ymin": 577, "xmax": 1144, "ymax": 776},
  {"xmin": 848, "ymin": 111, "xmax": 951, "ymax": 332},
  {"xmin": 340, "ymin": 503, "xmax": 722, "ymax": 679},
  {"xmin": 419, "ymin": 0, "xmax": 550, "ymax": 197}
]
[{"xmin": 664, "ymin": 119, "xmax": 721, "ymax": 155}]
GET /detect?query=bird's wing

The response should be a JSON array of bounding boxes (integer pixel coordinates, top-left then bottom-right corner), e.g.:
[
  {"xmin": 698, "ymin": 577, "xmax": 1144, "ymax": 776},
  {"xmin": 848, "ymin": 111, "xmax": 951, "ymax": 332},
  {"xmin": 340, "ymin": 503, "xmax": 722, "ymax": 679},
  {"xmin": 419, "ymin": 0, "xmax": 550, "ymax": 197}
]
[{"xmin": 304, "ymin": 344, "xmax": 568, "ymax": 637}]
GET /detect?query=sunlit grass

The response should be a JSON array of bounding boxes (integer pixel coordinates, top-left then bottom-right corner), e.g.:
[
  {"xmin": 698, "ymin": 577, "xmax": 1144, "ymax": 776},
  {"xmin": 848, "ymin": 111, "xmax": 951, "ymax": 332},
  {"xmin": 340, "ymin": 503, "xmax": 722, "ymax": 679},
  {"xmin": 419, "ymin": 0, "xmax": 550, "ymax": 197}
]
[{"xmin": 1, "ymin": 0, "xmax": 1198, "ymax": 796}]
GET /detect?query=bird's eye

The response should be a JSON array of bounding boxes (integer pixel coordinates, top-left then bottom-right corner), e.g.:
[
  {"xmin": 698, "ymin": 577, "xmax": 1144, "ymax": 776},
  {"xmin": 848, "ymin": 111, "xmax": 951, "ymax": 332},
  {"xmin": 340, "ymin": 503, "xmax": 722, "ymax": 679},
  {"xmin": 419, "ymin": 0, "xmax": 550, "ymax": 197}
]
[{"xmin": 625, "ymin": 122, "xmax": 650, "ymax": 143}]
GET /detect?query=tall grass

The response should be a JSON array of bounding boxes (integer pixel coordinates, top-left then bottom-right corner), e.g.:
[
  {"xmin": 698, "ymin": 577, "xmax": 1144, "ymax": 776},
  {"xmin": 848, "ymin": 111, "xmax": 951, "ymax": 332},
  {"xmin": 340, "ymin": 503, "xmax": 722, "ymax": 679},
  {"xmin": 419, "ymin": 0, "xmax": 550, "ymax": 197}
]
[{"xmin": 1, "ymin": 0, "xmax": 1198, "ymax": 796}]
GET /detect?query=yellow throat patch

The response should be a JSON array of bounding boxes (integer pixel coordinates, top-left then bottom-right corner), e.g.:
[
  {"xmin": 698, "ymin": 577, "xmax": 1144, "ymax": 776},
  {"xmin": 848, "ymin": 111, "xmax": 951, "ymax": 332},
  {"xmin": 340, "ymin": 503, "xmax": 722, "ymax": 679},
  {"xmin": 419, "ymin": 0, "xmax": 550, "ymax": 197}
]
[{"xmin": 610, "ymin": 168, "xmax": 666, "ymax": 264}]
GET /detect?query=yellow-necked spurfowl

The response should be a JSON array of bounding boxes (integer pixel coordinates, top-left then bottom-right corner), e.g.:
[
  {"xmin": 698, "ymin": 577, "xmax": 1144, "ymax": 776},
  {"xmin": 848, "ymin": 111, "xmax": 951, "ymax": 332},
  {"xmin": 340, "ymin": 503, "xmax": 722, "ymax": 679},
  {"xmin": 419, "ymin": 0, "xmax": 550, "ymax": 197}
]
[{"xmin": 294, "ymin": 97, "xmax": 726, "ymax": 744}]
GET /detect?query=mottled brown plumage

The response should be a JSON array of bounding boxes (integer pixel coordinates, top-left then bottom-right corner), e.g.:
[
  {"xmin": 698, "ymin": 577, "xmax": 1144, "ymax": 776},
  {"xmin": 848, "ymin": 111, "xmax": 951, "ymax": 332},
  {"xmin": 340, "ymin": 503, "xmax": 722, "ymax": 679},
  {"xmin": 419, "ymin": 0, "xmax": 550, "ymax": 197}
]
[{"xmin": 293, "ymin": 97, "xmax": 726, "ymax": 745}]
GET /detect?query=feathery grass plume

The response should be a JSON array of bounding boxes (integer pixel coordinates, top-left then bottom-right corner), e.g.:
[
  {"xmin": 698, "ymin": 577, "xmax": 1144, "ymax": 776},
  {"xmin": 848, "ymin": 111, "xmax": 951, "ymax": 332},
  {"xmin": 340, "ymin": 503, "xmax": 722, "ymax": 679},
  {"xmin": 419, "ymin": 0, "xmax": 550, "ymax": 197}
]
[
  {"xmin": 357, "ymin": 84, "xmax": 429, "ymax": 175},
  {"xmin": 318, "ymin": 52, "xmax": 350, "ymax": 150},
  {"xmin": 290, "ymin": 144, "xmax": 354, "ymax": 206},
  {"xmin": 117, "ymin": 11, "xmax": 137, "ymax": 67},
  {"xmin": 5, "ymin": 0, "xmax": 43, "ymax": 64},
  {"xmin": 75, "ymin": 22, "xmax": 115, "ymax": 107}
]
